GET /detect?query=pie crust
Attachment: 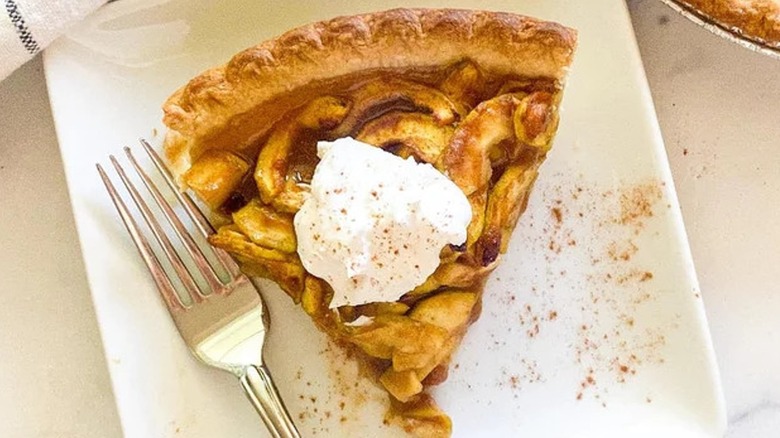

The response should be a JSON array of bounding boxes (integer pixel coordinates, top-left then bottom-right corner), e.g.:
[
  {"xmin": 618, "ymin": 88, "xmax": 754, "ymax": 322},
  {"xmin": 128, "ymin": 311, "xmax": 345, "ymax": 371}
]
[
  {"xmin": 163, "ymin": 8, "xmax": 576, "ymax": 173},
  {"xmin": 677, "ymin": 0, "xmax": 780, "ymax": 47}
]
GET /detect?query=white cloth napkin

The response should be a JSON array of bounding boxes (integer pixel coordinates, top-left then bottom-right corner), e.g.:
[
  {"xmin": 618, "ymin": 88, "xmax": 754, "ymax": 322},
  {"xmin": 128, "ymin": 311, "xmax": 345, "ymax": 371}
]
[{"xmin": 0, "ymin": 0, "xmax": 107, "ymax": 80}]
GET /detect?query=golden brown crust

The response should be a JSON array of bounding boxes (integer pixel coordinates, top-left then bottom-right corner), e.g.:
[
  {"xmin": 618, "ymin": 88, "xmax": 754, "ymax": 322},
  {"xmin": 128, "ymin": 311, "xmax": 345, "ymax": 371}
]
[
  {"xmin": 162, "ymin": 8, "xmax": 577, "ymax": 172},
  {"xmin": 678, "ymin": 0, "xmax": 780, "ymax": 47}
]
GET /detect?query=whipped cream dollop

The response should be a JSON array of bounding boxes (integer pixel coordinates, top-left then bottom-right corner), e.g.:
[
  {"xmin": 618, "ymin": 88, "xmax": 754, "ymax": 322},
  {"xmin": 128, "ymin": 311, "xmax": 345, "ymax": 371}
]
[{"xmin": 294, "ymin": 137, "xmax": 471, "ymax": 309}]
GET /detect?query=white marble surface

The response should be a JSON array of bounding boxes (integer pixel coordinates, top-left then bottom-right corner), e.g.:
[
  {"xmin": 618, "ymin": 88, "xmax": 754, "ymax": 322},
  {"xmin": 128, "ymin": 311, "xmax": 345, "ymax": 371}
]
[{"xmin": 0, "ymin": 1, "xmax": 777, "ymax": 436}]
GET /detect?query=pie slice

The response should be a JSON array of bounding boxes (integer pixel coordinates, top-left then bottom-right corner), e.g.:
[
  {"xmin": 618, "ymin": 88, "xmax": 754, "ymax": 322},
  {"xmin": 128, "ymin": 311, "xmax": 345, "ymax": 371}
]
[{"xmin": 162, "ymin": 8, "xmax": 576, "ymax": 437}]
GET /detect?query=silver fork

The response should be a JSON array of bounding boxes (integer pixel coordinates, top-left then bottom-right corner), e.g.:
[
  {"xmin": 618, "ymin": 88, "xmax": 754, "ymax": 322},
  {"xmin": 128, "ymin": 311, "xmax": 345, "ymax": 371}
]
[{"xmin": 96, "ymin": 139, "xmax": 301, "ymax": 438}]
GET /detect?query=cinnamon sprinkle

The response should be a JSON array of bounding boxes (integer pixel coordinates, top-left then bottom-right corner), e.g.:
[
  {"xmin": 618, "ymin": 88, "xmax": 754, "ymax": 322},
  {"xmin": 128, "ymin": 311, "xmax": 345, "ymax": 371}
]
[{"xmin": 507, "ymin": 176, "xmax": 668, "ymax": 404}]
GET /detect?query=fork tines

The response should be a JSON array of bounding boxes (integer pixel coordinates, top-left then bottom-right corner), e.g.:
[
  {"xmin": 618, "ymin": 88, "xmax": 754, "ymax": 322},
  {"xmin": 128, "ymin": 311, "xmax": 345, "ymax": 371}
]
[{"xmin": 97, "ymin": 139, "xmax": 241, "ymax": 310}]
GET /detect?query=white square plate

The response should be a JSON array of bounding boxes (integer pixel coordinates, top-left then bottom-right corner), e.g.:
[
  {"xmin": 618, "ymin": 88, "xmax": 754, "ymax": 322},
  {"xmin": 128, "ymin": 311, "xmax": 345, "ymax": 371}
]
[{"xmin": 44, "ymin": 0, "xmax": 726, "ymax": 437}]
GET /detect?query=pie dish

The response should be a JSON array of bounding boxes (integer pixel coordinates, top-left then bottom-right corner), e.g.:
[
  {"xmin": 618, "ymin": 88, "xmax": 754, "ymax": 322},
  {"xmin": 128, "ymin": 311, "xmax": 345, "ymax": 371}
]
[
  {"xmin": 671, "ymin": 0, "xmax": 780, "ymax": 48},
  {"xmin": 162, "ymin": 8, "xmax": 576, "ymax": 437}
]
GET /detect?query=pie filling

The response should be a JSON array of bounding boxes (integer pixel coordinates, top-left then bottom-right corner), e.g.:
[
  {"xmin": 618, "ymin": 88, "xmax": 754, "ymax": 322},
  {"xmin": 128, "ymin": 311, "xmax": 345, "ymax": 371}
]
[{"xmin": 175, "ymin": 59, "xmax": 563, "ymax": 437}]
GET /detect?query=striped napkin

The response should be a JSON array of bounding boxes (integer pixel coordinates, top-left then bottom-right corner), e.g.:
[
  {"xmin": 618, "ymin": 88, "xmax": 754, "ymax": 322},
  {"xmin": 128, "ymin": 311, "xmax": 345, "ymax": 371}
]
[{"xmin": 1, "ymin": 0, "xmax": 108, "ymax": 80}]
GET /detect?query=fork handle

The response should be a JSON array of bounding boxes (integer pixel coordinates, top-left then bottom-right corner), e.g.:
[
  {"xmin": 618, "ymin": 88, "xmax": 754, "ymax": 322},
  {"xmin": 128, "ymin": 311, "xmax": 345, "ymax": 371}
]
[{"xmin": 240, "ymin": 365, "xmax": 301, "ymax": 438}]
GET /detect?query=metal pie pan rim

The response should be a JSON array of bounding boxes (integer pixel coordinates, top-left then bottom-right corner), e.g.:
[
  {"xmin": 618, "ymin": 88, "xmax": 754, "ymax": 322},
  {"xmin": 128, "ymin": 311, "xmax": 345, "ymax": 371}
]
[{"xmin": 661, "ymin": 0, "xmax": 780, "ymax": 60}]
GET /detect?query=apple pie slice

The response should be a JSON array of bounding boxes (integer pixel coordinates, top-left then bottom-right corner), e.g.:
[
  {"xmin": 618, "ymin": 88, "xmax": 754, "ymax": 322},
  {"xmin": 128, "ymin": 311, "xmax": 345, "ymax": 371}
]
[{"xmin": 162, "ymin": 8, "xmax": 576, "ymax": 437}]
